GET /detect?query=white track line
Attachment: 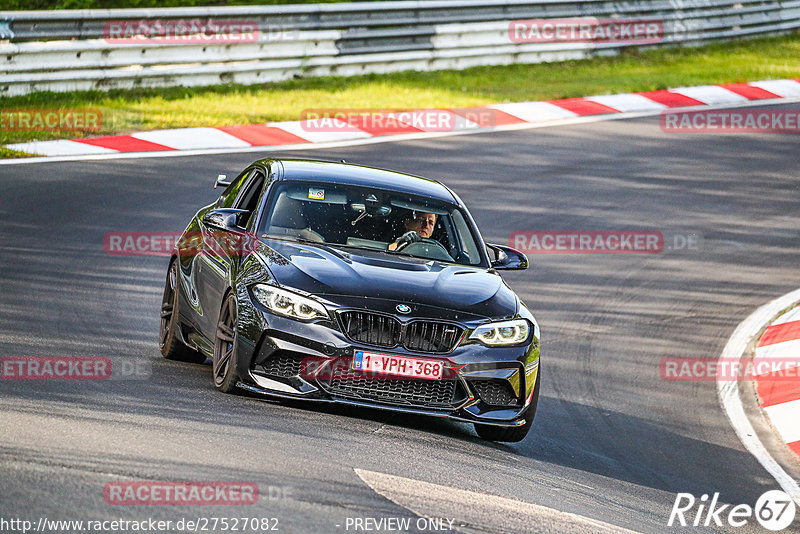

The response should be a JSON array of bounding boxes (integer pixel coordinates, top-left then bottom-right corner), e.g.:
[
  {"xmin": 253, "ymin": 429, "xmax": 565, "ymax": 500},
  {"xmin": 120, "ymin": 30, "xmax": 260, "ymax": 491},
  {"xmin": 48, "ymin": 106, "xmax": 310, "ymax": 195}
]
[
  {"xmin": 586, "ymin": 93, "xmax": 667, "ymax": 112},
  {"xmin": 489, "ymin": 101, "xmax": 577, "ymax": 122},
  {"xmin": 669, "ymin": 85, "xmax": 749, "ymax": 106},
  {"xmin": 6, "ymin": 139, "xmax": 117, "ymax": 156},
  {"xmin": 772, "ymin": 306, "xmax": 800, "ymax": 326},
  {"xmin": 763, "ymin": 400, "xmax": 800, "ymax": 444},
  {"xmin": 268, "ymin": 119, "xmax": 373, "ymax": 143},
  {"xmin": 749, "ymin": 80, "xmax": 800, "ymax": 98},
  {"xmin": 753, "ymin": 338, "xmax": 800, "ymax": 376},
  {"xmin": 354, "ymin": 468, "xmax": 640, "ymax": 534},
  {"xmin": 132, "ymin": 127, "xmax": 251, "ymax": 149},
  {"xmin": 717, "ymin": 288, "xmax": 800, "ymax": 506},
  {"xmin": 2, "ymin": 97, "xmax": 799, "ymax": 166}
]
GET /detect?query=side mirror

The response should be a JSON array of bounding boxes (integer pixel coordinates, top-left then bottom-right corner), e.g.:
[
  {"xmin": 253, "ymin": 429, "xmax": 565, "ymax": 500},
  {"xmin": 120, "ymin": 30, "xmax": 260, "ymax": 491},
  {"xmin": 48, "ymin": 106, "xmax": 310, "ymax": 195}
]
[
  {"xmin": 214, "ymin": 174, "xmax": 231, "ymax": 189},
  {"xmin": 486, "ymin": 243, "xmax": 528, "ymax": 271},
  {"xmin": 202, "ymin": 208, "xmax": 249, "ymax": 233}
]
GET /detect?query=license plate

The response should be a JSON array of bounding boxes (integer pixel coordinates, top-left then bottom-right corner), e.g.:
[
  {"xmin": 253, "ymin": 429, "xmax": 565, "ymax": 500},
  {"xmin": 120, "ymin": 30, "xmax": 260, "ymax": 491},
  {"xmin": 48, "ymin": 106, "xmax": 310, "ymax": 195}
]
[{"xmin": 353, "ymin": 351, "xmax": 444, "ymax": 380}]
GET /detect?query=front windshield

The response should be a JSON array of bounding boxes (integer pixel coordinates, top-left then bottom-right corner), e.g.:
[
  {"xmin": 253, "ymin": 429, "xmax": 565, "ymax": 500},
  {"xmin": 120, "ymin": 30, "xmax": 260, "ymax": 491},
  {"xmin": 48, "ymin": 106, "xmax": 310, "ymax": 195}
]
[{"xmin": 258, "ymin": 181, "xmax": 484, "ymax": 266}]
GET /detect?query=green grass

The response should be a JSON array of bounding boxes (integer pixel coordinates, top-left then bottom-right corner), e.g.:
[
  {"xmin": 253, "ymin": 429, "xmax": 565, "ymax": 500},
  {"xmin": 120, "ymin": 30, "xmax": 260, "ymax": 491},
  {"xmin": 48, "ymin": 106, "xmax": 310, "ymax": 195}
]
[
  {"xmin": 0, "ymin": 147, "xmax": 32, "ymax": 158},
  {"xmin": 2, "ymin": 33, "xmax": 799, "ymax": 157},
  {"xmin": 0, "ymin": 0, "xmax": 369, "ymax": 10}
]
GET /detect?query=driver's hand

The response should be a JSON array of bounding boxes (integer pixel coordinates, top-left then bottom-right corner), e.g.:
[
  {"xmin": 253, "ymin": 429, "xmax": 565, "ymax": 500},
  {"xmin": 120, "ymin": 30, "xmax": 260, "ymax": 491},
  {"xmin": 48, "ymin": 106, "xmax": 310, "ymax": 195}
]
[
  {"xmin": 388, "ymin": 231, "xmax": 421, "ymax": 251},
  {"xmin": 398, "ymin": 231, "xmax": 422, "ymax": 245}
]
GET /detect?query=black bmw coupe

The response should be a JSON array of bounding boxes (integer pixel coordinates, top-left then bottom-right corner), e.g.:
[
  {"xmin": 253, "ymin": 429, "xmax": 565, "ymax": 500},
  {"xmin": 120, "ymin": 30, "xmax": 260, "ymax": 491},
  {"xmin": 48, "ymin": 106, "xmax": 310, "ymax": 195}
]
[{"xmin": 159, "ymin": 159, "xmax": 540, "ymax": 442}]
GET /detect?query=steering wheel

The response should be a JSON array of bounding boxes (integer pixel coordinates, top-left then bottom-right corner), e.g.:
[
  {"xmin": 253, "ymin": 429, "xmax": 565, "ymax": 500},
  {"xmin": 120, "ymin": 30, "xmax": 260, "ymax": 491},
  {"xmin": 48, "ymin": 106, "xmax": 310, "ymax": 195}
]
[{"xmin": 398, "ymin": 238, "xmax": 454, "ymax": 262}]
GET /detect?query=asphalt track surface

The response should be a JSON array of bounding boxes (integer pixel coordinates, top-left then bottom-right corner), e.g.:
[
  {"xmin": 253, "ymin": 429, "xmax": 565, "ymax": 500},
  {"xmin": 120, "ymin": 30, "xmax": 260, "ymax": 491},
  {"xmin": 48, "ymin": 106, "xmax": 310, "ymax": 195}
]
[{"xmin": 1, "ymin": 103, "xmax": 799, "ymax": 533}]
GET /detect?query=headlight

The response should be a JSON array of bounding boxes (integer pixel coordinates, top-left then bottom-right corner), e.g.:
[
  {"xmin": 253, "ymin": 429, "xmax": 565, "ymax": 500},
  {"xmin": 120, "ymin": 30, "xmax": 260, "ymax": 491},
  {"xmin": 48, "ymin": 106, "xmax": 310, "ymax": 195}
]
[
  {"xmin": 469, "ymin": 319, "xmax": 530, "ymax": 346},
  {"xmin": 251, "ymin": 285, "xmax": 328, "ymax": 321}
]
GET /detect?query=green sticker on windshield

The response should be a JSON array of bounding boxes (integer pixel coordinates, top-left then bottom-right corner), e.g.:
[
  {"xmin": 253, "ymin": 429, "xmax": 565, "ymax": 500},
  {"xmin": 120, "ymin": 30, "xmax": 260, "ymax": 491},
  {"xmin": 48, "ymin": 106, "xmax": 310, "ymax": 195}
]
[{"xmin": 308, "ymin": 188, "xmax": 325, "ymax": 200}]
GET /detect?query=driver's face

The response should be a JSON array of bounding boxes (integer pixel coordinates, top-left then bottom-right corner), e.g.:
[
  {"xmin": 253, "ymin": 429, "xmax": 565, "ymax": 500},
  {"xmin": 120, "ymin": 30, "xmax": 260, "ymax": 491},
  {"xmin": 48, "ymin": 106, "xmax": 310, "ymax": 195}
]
[{"xmin": 406, "ymin": 213, "xmax": 436, "ymax": 238}]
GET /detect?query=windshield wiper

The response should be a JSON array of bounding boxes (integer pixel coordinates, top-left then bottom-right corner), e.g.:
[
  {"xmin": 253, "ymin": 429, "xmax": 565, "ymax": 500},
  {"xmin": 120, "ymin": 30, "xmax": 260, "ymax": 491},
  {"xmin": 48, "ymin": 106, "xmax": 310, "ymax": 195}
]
[
  {"xmin": 385, "ymin": 248, "xmax": 415, "ymax": 257},
  {"xmin": 261, "ymin": 234, "xmax": 323, "ymax": 245}
]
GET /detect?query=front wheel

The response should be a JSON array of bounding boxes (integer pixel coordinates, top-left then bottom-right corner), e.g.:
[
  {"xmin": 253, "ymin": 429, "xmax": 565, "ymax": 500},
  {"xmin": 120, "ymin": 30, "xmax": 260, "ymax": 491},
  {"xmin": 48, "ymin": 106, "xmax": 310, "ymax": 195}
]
[
  {"xmin": 213, "ymin": 292, "xmax": 241, "ymax": 393},
  {"xmin": 474, "ymin": 368, "xmax": 540, "ymax": 442}
]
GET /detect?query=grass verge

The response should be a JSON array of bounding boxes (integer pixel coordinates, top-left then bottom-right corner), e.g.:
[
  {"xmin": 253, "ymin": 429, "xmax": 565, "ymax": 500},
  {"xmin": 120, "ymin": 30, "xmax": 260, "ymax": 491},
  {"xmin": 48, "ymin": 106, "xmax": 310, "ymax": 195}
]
[
  {"xmin": 0, "ymin": 0, "xmax": 373, "ymax": 10},
  {"xmin": 2, "ymin": 33, "xmax": 799, "ymax": 157}
]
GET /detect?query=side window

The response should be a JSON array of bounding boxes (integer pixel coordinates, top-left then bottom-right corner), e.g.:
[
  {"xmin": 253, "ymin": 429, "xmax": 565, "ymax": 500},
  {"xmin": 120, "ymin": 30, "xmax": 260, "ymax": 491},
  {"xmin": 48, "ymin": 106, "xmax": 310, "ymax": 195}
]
[
  {"xmin": 217, "ymin": 169, "xmax": 253, "ymax": 208},
  {"xmin": 233, "ymin": 170, "xmax": 265, "ymax": 228}
]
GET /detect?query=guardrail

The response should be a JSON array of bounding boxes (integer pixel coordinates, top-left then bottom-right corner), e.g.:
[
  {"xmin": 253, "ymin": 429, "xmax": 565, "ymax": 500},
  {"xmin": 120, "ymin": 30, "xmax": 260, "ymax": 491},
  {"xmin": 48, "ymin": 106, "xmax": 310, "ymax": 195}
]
[{"xmin": 1, "ymin": 0, "xmax": 799, "ymax": 96}]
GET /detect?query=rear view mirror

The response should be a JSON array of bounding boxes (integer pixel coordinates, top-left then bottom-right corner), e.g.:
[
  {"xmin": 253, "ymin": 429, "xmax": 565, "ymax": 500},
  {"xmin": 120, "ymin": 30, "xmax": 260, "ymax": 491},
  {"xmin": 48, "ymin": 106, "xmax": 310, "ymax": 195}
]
[
  {"xmin": 486, "ymin": 243, "xmax": 528, "ymax": 271},
  {"xmin": 214, "ymin": 174, "xmax": 231, "ymax": 189},
  {"xmin": 351, "ymin": 202, "xmax": 391, "ymax": 217}
]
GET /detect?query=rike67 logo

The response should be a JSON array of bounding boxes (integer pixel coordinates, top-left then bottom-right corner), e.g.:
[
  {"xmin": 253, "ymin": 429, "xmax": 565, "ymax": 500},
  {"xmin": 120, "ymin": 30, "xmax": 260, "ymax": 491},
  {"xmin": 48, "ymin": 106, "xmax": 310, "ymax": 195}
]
[{"xmin": 669, "ymin": 490, "xmax": 796, "ymax": 530}]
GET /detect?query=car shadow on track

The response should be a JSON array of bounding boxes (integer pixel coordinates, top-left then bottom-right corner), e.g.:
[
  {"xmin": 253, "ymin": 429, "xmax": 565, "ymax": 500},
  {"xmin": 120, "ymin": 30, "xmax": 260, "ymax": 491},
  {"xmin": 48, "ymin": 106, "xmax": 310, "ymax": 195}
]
[
  {"xmin": 272, "ymin": 390, "xmax": 768, "ymax": 504},
  {"xmin": 0, "ymin": 355, "xmax": 768, "ymax": 506},
  {"xmin": 195, "ymin": 359, "xmax": 800, "ymax": 507}
]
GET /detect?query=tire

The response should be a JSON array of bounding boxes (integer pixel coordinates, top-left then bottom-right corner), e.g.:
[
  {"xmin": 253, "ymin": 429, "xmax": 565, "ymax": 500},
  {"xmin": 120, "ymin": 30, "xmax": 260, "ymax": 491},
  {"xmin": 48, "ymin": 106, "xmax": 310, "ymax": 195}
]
[
  {"xmin": 213, "ymin": 292, "xmax": 241, "ymax": 393},
  {"xmin": 160, "ymin": 261, "xmax": 207, "ymax": 364},
  {"xmin": 474, "ymin": 368, "xmax": 540, "ymax": 443}
]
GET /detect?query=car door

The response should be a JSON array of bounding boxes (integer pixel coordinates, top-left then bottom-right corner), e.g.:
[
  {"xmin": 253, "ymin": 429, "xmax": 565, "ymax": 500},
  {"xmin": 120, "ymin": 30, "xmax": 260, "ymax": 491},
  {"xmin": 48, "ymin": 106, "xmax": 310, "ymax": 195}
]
[{"xmin": 195, "ymin": 167, "xmax": 266, "ymax": 340}]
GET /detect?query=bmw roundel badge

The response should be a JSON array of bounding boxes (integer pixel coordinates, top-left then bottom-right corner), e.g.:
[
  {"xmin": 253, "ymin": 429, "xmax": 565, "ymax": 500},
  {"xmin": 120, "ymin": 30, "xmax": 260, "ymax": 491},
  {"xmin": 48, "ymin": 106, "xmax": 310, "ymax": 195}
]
[{"xmin": 396, "ymin": 304, "xmax": 411, "ymax": 314}]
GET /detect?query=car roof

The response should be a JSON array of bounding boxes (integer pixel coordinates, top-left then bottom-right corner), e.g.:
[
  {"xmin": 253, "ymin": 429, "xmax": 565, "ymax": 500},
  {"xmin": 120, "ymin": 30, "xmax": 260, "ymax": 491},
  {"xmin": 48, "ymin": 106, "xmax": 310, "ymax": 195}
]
[{"xmin": 260, "ymin": 158, "xmax": 458, "ymax": 204}]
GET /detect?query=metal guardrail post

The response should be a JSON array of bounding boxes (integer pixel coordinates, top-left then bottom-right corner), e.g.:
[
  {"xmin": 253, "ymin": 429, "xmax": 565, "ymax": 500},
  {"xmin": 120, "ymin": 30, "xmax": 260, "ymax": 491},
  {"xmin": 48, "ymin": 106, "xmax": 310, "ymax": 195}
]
[{"xmin": 0, "ymin": 17, "xmax": 14, "ymax": 40}]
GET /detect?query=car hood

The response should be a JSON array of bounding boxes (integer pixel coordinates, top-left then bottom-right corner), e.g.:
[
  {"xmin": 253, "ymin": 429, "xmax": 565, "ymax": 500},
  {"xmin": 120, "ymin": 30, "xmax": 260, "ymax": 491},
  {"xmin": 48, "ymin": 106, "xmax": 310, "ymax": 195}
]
[{"xmin": 257, "ymin": 239, "xmax": 518, "ymax": 320}]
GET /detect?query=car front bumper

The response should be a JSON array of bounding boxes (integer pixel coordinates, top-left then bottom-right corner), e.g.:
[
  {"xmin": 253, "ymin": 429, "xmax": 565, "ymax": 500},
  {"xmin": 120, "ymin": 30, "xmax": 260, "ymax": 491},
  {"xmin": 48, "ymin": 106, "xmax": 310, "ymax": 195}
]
[{"xmin": 234, "ymin": 302, "xmax": 540, "ymax": 427}]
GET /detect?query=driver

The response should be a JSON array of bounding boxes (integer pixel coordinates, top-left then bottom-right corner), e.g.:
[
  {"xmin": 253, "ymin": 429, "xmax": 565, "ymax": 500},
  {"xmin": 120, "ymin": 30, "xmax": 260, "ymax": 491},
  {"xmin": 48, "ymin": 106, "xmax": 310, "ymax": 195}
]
[{"xmin": 388, "ymin": 211, "xmax": 436, "ymax": 251}]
